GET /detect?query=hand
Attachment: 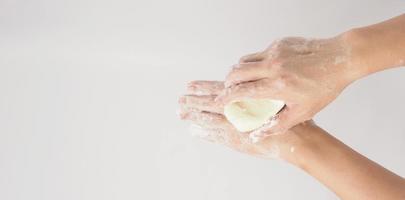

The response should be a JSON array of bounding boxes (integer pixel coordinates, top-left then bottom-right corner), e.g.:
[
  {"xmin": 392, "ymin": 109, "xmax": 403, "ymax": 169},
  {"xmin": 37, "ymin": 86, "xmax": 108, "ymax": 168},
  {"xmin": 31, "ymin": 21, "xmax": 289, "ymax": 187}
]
[
  {"xmin": 178, "ymin": 81, "xmax": 405, "ymax": 200},
  {"xmin": 218, "ymin": 36, "xmax": 356, "ymax": 139},
  {"xmin": 179, "ymin": 80, "xmax": 309, "ymax": 160}
]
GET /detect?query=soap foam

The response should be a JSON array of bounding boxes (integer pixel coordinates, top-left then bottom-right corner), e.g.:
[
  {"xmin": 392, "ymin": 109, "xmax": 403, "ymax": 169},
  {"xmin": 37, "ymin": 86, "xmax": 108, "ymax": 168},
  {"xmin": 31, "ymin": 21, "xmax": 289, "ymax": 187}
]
[
  {"xmin": 249, "ymin": 116, "xmax": 279, "ymax": 143},
  {"xmin": 189, "ymin": 124, "xmax": 210, "ymax": 138}
]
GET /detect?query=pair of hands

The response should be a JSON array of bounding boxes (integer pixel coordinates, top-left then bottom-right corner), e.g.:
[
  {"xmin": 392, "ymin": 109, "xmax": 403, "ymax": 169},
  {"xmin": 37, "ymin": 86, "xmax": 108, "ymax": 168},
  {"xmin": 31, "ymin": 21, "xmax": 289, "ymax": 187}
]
[
  {"xmin": 179, "ymin": 80, "xmax": 289, "ymax": 159},
  {"xmin": 178, "ymin": 14, "xmax": 405, "ymax": 200},
  {"xmin": 179, "ymin": 36, "xmax": 355, "ymax": 159}
]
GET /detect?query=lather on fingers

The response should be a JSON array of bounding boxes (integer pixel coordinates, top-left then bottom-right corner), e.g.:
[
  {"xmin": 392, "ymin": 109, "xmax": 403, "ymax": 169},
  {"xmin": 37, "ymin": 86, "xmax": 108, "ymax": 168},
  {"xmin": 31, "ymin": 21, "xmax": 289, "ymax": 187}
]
[
  {"xmin": 225, "ymin": 60, "xmax": 280, "ymax": 87},
  {"xmin": 216, "ymin": 79, "xmax": 285, "ymax": 105},
  {"xmin": 179, "ymin": 95, "xmax": 223, "ymax": 114},
  {"xmin": 179, "ymin": 109, "xmax": 228, "ymax": 130},
  {"xmin": 187, "ymin": 80, "xmax": 224, "ymax": 96}
]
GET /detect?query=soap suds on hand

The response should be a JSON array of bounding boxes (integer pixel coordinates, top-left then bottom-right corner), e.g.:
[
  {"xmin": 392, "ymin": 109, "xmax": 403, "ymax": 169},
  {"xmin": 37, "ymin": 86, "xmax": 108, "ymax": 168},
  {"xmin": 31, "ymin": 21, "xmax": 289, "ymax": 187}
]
[{"xmin": 189, "ymin": 124, "xmax": 210, "ymax": 138}]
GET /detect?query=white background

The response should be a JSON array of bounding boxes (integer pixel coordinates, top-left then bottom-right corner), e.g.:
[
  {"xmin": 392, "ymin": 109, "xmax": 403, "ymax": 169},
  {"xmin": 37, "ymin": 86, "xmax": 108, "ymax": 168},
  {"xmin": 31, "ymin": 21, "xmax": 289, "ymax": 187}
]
[{"xmin": 1, "ymin": 0, "xmax": 404, "ymax": 199}]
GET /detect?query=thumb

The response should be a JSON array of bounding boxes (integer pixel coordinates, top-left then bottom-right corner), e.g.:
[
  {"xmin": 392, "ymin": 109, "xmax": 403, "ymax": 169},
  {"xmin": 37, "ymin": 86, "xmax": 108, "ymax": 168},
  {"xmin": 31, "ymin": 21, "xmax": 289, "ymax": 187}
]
[
  {"xmin": 249, "ymin": 105, "xmax": 301, "ymax": 142},
  {"xmin": 239, "ymin": 51, "xmax": 265, "ymax": 63}
]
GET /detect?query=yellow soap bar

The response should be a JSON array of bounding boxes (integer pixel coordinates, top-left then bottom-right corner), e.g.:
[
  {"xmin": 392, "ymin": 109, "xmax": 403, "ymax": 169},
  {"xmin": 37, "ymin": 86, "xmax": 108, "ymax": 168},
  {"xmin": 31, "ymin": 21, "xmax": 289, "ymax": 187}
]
[{"xmin": 224, "ymin": 99, "xmax": 285, "ymax": 132}]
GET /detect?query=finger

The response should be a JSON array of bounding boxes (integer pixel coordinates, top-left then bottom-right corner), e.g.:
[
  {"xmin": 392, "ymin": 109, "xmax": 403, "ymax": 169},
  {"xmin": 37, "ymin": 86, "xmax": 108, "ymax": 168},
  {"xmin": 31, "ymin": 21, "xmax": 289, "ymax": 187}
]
[
  {"xmin": 183, "ymin": 111, "xmax": 253, "ymax": 151},
  {"xmin": 249, "ymin": 106, "xmax": 303, "ymax": 141},
  {"xmin": 188, "ymin": 122, "xmax": 249, "ymax": 149},
  {"xmin": 225, "ymin": 62, "xmax": 269, "ymax": 88},
  {"xmin": 188, "ymin": 124, "xmax": 213, "ymax": 139},
  {"xmin": 216, "ymin": 79, "xmax": 284, "ymax": 105},
  {"xmin": 268, "ymin": 107, "xmax": 309, "ymax": 135},
  {"xmin": 188, "ymin": 125, "xmax": 226, "ymax": 143},
  {"xmin": 239, "ymin": 52, "xmax": 265, "ymax": 63},
  {"xmin": 179, "ymin": 109, "xmax": 229, "ymax": 130},
  {"xmin": 178, "ymin": 95, "xmax": 222, "ymax": 114},
  {"xmin": 187, "ymin": 81, "xmax": 224, "ymax": 96}
]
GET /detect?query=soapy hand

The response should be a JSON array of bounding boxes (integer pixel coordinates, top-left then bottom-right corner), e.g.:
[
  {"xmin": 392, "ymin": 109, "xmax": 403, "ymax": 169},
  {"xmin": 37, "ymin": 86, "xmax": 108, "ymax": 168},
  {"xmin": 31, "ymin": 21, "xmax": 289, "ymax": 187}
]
[
  {"xmin": 179, "ymin": 81, "xmax": 298, "ymax": 159},
  {"xmin": 218, "ymin": 36, "xmax": 356, "ymax": 139}
]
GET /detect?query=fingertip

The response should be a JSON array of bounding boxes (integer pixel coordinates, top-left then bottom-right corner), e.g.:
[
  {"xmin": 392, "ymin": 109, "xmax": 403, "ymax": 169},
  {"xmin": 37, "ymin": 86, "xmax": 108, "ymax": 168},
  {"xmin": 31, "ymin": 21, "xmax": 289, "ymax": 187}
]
[
  {"xmin": 186, "ymin": 80, "xmax": 224, "ymax": 96},
  {"xmin": 238, "ymin": 55, "xmax": 248, "ymax": 63},
  {"xmin": 239, "ymin": 57, "xmax": 247, "ymax": 64},
  {"xmin": 186, "ymin": 84, "xmax": 196, "ymax": 93},
  {"xmin": 238, "ymin": 52, "xmax": 264, "ymax": 63},
  {"xmin": 178, "ymin": 96, "xmax": 186, "ymax": 104},
  {"xmin": 186, "ymin": 81, "xmax": 194, "ymax": 87},
  {"xmin": 178, "ymin": 110, "xmax": 189, "ymax": 120},
  {"xmin": 186, "ymin": 81, "xmax": 199, "ymax": 95}
]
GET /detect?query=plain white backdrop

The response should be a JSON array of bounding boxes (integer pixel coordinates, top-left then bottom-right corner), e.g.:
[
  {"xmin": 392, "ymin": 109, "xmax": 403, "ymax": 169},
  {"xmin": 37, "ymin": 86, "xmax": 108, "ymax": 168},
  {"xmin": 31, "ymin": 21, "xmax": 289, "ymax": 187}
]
[{"xmin": 1, "ymin": 0, "xmax": 404, "ymax": 199}]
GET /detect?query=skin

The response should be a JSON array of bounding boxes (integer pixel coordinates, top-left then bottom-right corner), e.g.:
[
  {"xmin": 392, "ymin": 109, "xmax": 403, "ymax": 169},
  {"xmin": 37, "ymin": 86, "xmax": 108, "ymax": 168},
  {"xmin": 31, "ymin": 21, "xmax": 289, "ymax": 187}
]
[
  {"xmin": 217, "ymin": 14, "xmax": 405, "ymax": 139},
  {"xmin": 178, "ymin": 81, "xmax": 405, "ymax": 200}
]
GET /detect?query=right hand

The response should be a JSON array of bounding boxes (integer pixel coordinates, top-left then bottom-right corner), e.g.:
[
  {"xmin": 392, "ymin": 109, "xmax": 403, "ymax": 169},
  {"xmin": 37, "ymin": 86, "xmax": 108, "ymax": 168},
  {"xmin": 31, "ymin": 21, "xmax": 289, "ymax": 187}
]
[{"xmin": 217, "ymin": 36, "xmax": 357, "ymax": 139}]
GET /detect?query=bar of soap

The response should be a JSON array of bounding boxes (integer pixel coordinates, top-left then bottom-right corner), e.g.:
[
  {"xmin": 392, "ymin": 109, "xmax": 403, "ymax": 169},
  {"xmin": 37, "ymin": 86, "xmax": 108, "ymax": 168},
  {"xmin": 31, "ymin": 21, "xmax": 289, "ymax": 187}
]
[{"xmin": 224, "ymin": 99, "xmax": 285, "ymax": 132}]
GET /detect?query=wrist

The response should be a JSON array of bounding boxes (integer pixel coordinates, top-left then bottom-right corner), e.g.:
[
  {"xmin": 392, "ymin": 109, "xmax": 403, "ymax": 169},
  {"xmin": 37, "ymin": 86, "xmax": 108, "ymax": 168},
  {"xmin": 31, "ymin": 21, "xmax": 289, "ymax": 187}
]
[
  {"xmin": 328, "ymin": 30, "xmax": 373, "ymax": 86},
  {"xmin": 273, "ymin": 121, "xmax": 324, "ymax": 167},
  {"xmin": 340, "ymin": 22, "xmax": 405, "ymax": 81},
  {"xmin": 313, "ymin": 34, "xmax": 362, "ymax": 90},
  {"xmin": 339, "ymin": 28, "xmax": 374, "ymax": 80}
]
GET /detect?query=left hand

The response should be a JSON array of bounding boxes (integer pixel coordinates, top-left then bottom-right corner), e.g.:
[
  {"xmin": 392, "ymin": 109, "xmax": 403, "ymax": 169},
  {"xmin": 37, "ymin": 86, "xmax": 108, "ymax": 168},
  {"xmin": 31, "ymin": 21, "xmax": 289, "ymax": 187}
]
[{"xmin": 179, "ymin": 81, "xmax": 296, "ymax": 159}]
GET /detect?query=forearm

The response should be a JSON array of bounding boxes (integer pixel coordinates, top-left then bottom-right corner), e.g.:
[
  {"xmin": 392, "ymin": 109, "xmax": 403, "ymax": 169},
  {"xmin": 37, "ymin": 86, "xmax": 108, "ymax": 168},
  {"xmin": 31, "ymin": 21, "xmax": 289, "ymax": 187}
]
[
  {"xmin": 280, "ymin": 123, "xmax": 405, "ymax": 200},
  {"xmin": 344, "ymin": 14, "xmax": 405, "ymax": 80}
]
